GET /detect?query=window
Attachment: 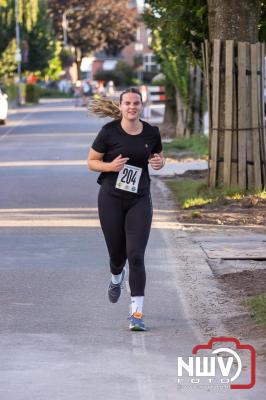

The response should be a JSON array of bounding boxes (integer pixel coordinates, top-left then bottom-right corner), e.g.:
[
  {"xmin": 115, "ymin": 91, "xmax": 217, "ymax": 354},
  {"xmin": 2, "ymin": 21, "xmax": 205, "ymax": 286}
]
[{"xmin": 143, "ymin": 53, "xmax": 158, "ymax": 72}]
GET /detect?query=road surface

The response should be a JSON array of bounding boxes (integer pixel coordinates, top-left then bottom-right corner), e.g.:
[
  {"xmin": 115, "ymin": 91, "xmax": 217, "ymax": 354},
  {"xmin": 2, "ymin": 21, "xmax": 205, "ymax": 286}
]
[{"xmin": 0, "ymin": 99, "xmax": 263, "ymax": 399}]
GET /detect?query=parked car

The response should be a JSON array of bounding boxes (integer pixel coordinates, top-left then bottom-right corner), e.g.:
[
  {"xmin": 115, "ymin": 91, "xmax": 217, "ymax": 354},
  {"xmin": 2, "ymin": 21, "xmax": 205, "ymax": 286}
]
[{"xmin": 0, "ymin": 88, "xmax": 8, "ymax": 125}]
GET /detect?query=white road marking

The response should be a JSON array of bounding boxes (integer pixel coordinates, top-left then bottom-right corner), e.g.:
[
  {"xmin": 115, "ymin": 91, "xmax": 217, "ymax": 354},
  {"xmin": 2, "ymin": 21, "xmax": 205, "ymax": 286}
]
[
  {"xmin": 0, "ymin": 207, "xmax": 176, "ymax": 214},
  {"xmin": 0, "ymin": 207, "xmax": 180, "ymax": 229},
  {"xmin": 0, "ymin": 110, "xmax": 35, "ymax": 142},
  {"xmin": 131, "ymin": 335, "xmax": 156, "ymax": 400},
  {"xmin": 2, "ymin": 133, "xmax": 97, "ymax": 138},
  {"xmin": 0, "ymin": 220, "xmax": 181, "ymax": 229},
  {"xmin": 0, "ymin": 160, "xmax": 87, "ymax": 167},
  {"xmin": 0, "ymin": 207, "xmax": 98, "ymax": 212}
]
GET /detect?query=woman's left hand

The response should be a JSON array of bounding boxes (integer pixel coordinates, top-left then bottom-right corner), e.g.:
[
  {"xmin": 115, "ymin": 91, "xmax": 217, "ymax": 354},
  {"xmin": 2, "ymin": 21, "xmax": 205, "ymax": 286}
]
[{"xmin": 149, "ymin": 153, "xmax": 165, "ymax": 170}]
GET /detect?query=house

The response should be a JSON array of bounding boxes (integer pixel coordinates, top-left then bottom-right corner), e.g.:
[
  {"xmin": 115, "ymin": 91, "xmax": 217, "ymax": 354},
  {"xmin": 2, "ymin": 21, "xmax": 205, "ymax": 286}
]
[{"xmin": 90, "ymin": 0, "xmax": 159, "ymax": 81}]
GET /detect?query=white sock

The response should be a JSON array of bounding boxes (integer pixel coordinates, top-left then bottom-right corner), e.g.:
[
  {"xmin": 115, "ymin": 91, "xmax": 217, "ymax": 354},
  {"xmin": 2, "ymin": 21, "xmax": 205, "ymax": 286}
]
[
  {"xmin": 131, "ymin": 296, "xmax": 144, "ymax": 314},
  {"xmin": 111, "ymin": 271, "xmax": 123, "ymax": 284}
]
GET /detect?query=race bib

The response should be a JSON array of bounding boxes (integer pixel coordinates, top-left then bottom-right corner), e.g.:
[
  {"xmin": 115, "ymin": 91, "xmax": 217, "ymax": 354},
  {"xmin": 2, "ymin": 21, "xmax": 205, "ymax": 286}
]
[{"xmin": 115, "ymin": 164, "xmax": 142, "ymax": 193}]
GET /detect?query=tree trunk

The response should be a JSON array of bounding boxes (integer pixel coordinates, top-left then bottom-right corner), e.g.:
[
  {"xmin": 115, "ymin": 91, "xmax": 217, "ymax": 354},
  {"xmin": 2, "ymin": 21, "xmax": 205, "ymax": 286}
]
[
  {"xmin": 206, "ymin": 0, "xmax": 263, "ymax": 189},
  {"xmin": 208, "ymin": 0, "xmax": 259, "ymax": 42},
  {"xmin": 188, "ymin": 65, "xmax": 204, "ymax": 135},
  {"xmin": 159, "ymin": 98, "xmax": 176, "ymax": 138},
  {"xmin": 175, "ymin": 90, "xmax": 187, "ymax": 137}
]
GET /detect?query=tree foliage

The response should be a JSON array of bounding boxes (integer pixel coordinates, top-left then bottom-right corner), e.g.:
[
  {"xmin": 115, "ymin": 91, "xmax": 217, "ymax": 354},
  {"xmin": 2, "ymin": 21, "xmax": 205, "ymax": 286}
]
[
  {"xmin": 144, "ymin": 0, "xmax": 266, "ymax": 136},
  {"xmin": 48, "ymin": 0, "xmax": 138, "ymax": 55},
  {"xmin": 143, "ymin": 0, "xmax": 206, "ymax": 114},
  {"xmin": 0, "ymin": 38, "xmax": 17, "ymax": 76},
  {"xmin": 25, "ymin": 0, "xmax": 55, "ymax": 71},
  {"xmin": 0, "ymin": 0, "xmax": 16, "ymax": 54},
  {"xmin": 144, "ymin": 0, "xmax": 208, "ymax": 64},
  {"xmin": 0, "ymin": 0, "xmax": 56, "ymax": 75},
  {"xmin": 144, "ymin": 0, "xmax": 266, "ymax": 69}
]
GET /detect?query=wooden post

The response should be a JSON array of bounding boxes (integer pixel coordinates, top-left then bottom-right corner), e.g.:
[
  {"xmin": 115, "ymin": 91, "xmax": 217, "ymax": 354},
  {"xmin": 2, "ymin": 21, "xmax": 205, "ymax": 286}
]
[
  {"xmin": 210, "ymin": 39, "xmax": 221, "ymax": 187},
  {"xmin": 258, "ymin": 43, "xmax": 266, "ymax": 186},
  {"xmin": 194, "ymin": 65, "xmax": 202, "ymax": 134},
  {"xmin": 202, "ymin": 40, "xmax": 212, "ymax": 186},
  {"xmin": 224, "ymin": 40, "xmax": 234, "ymax": 186},
  {"xmin": 250, "ymin": 44, "xmax": 262, "ymax": 189},
  {"xmin": 261, "ymin": 43, "xmax": 266, "ymax": 187},
  {"xmin": 203, "ymin": 40, "xmax": 266, "ymax": 190},
  {"xmin": 237, "ymin": 42, "xmax": 247, "ymax": 189},
  {"xmin": 246, "ymin": 44, "xmax": 254, "ymax": 189}
]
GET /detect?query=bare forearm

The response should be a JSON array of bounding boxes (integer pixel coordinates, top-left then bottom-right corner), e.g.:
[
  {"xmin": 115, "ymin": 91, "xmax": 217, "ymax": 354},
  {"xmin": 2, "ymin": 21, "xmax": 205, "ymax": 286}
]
[{"xmin": 88, "ymin": 159, "xmax": 111, "ymax": 172}]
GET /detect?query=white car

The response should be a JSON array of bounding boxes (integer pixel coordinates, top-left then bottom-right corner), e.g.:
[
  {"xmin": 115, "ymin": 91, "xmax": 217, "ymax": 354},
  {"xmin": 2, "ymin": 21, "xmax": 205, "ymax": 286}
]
[{"xmin": 0, "ymin": 89, "xmax": 8, "ymax": 125}]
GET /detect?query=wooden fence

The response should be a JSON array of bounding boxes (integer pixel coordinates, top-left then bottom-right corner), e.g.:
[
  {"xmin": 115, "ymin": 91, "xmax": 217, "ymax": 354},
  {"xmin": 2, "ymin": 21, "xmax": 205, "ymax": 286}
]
[{"xmin": 202, "ymin": 40, "xmax": 266, "ymax": 190}]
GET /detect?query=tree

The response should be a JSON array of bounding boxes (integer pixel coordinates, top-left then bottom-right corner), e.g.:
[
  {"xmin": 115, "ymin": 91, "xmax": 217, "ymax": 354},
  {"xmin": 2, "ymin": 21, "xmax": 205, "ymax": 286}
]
[
  {"xmin": 48, "ymin": 0, "xmax": 138, "ymax": 56},
  {"xmin": 0, "ymin": 0, "xmax": 56, "ymax": 76},
  {"xmin": 0, "ymin": 38, "xmax": 17, "ymax": 77},
  {"xmin": 0, "ymin": 0, "xmax": 16, "ymax": 54},
  {"xmin": 25, "ymin": 0, "xmax": 55, "ymax": 72},
  {"xmin": 206, "ymin": 0, "xmax": 266, "ymax": 189},
  {"xmin": 208, "ymin": 0, "xmax": 259, "ymax": 42},
  {"xmin": 144, "ymin": 1, "xmax": 208, "ymax": 137}
]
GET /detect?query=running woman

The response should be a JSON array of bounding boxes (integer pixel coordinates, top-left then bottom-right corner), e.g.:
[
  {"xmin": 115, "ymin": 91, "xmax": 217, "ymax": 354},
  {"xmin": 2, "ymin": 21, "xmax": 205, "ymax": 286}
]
[{"xmin": 87, "ymin": 88, "xmax": 165, "ymax": 331}]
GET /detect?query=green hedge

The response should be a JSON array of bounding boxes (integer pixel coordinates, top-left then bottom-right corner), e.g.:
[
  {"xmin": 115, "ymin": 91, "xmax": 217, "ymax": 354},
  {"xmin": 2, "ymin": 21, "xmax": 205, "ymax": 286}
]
[
  {"xmin": 25, "ymin": 84, "xmax": 40, "ymax": 103},
  {"xmin": 39, "ymin": 87, "xmax": 72, "ymax": 98},
  {"xmin": 5, "ymin": 83, "xmax": 18, "ymax": 101}
]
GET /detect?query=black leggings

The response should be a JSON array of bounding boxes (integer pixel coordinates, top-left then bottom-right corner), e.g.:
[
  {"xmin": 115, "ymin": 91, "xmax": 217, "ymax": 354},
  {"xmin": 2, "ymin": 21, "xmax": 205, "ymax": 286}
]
[{"xmin": 98, "ymin": 183, "xmax": 153, "ymax": 296}]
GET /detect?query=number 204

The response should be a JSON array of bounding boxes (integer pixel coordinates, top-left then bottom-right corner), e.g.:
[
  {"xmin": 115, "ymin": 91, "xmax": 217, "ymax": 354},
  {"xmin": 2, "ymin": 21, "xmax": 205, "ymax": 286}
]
[{"xmin": 121, "ymin": 168, "xmax": 137, "ymax": 185}]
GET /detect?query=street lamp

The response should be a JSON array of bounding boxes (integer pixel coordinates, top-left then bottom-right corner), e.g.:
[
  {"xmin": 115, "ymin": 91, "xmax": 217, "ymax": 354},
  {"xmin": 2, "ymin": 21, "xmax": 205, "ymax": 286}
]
[{"xmin": 15, "ymin": 0, "xmax": 22, "ymax": 105}]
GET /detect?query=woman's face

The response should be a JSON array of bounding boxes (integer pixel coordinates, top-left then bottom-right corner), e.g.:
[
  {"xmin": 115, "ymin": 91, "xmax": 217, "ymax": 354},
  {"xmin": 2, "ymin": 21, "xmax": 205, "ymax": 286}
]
[{"xmin": 119, "ymin": 92, "xmax": 142, "ymax": 121}]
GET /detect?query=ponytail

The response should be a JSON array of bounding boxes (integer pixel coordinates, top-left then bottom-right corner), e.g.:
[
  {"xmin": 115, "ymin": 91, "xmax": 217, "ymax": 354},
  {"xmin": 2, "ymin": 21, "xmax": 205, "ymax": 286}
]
[{"xmin": 88, "ymin": 98, "xmax": 121, "ymax": 120}]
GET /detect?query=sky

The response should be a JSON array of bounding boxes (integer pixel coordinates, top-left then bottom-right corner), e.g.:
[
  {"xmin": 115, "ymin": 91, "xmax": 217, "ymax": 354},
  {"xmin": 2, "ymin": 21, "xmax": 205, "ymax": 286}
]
[{"xmin": 136, "ymin": 0, "xmax": 145, "ymax": 13}]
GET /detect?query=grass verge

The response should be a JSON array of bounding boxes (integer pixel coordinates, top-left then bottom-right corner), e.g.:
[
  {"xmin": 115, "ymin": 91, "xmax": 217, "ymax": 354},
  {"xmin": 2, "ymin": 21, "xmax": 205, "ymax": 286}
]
[
  {"xmin": 165, "ymin": 177, "xmax": 266, "ymax": 209},
  {"xmin": 163, "ymin": 134, "xmax": 208, "ymax": 158},
  {"xmin": 247, "ymin": 294, "xmax": 266, "ymax": 326}
]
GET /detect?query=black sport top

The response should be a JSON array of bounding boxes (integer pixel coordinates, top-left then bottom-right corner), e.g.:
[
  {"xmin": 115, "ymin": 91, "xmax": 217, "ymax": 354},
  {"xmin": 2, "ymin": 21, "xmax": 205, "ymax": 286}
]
[{"xmin": 91, "ymin": 119, "xmax": 163, "ymax": 195}]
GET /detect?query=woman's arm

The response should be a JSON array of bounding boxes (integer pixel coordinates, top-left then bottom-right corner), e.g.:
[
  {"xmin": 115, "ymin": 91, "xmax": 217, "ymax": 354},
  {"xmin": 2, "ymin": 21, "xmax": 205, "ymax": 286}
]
[
  {"xmin": 148, "ymin": 151, "xmax": 165, "ymax": 170},
  {"xmin": 87, "ymin": 148, "xmax": 129, "ymax": 172}
]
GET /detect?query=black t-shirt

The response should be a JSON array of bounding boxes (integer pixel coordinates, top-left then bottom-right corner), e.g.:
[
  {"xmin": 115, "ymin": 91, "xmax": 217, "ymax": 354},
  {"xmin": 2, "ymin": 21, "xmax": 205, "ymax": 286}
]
[{"xmin": 91, "ymin": 119, "xmax": 163, "ymax": 195}]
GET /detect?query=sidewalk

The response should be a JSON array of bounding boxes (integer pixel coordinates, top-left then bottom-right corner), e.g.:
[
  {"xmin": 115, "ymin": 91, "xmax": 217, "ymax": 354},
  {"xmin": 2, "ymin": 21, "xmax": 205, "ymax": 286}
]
[
  {"xmin": 152, "ymin": 177, "xmax": 266, "ymax": 393},
  {"xmin": 149, "ymin": 158, "xmax": 208, "ymax": 176}
]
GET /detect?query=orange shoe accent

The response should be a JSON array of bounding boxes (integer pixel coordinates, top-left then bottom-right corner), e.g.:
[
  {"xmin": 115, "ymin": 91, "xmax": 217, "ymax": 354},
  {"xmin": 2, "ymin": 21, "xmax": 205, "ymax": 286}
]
[{"xmin": 133, "ymin": 312, "xmax": 143, "ymax": 319}]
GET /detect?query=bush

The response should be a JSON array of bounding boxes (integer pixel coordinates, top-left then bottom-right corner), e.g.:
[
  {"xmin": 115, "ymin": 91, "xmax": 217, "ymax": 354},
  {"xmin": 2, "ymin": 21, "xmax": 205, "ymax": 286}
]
[
  {"xmin": 142, "ymin": 71, "xmax": 158, "ymax": 84},
  {"xmin": 94, "ymin": 61, "xmax": 136, "ymax": 87},
  {"xmin": 4, "ymin": 83, "xmax": 18, "ymax": 102},
  {"xmin": 39, "ymin": 87, "xmax": 72, "ymax": 98},
  {"xmin": 94, "ymin": 70, "xmax": 119, "ymax": 86},
  {"xmin": 25, "ymin": 84, "xmax": 40, "ymax": 103},
  {"xmin": 115, "ymin": 61, "xmax": 135, "ymax": 86}
]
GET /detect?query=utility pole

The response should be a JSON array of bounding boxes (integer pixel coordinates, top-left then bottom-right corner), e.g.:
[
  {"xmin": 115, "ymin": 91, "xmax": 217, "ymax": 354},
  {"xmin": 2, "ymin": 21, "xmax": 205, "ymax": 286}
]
[
  {"xmin": 15, "ymin": 0, "xmax": 22, "ymax": 105},
  {"xmin": 62, "ymin": 11, "xmax": 68, "ymax": 47}
]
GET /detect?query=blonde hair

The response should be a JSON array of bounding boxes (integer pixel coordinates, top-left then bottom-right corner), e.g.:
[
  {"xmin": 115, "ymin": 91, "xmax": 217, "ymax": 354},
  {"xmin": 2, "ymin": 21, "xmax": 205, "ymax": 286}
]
[
  {"xmin": 88, "ymin": 88, "xmax": 142, "ymax": 120},
  {"xmin": 88, "ymin": 98, "xmax": 121, "ymax": 119}
]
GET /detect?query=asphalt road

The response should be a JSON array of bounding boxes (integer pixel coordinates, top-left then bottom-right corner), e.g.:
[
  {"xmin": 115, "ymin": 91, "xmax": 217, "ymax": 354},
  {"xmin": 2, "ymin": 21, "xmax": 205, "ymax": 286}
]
[{"xmin": 0, "ymin": 99, "xmax": 263, "ymax": 400}]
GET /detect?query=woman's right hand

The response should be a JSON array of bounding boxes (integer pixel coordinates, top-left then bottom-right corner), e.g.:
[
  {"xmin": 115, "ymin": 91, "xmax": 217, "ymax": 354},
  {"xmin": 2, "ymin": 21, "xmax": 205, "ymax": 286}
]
[{"xmin": 109, "ymin": 154, "xmax": 129, "ymax": 172}]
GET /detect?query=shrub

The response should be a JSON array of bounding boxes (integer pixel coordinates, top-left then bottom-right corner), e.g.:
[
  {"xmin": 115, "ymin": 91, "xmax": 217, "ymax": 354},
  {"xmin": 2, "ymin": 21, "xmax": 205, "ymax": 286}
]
[
  {"xmin": 39, "ymin": 87, "xmax": 72, "ymax": 98},
  {"xmin": 94, "ymin": 61, "xmax": 136, "ymax": 87},
  {"xmin": 4, "ymin": 83, "xmax": 18, "ymax": 102},
  {"xmin": 25, "ymin": 84, "xmax": 40, "ymax": 103},
  {"xmin": 94, "ymin": 70, "xmax": 119, "ymax": 86}
]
